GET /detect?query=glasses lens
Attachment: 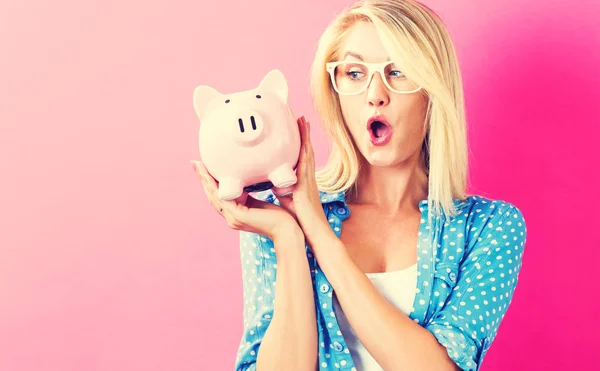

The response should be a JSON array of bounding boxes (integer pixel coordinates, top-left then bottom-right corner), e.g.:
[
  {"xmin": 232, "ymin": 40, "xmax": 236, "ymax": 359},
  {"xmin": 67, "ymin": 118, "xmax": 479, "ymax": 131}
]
[
  {"xmin": 332, "ymin": 62, "xmax": 369, "ymax": 95},
  {"xmin": 332, "ymin": 62, "xmax": 420, "ymax": 94}
]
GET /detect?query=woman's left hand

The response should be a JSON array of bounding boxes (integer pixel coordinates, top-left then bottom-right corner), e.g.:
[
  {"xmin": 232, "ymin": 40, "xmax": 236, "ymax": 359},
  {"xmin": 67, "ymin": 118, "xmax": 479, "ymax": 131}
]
[{"xmin": 278, "ymin": 116, "xmax": 335, "ymax": 250}]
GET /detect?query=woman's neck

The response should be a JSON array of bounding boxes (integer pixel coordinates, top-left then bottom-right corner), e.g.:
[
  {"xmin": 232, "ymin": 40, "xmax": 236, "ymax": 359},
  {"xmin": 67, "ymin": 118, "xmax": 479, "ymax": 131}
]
[{"xmin": 347, "ymin": 151, "xmax": 428, "ymax": 214}]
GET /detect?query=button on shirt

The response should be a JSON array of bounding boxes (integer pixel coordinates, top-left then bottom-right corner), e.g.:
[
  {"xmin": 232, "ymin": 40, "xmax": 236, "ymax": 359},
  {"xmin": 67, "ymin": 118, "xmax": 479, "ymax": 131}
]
[{"xmin": 234, "ymin": 190, "xmax": 527, "ymax": 371}]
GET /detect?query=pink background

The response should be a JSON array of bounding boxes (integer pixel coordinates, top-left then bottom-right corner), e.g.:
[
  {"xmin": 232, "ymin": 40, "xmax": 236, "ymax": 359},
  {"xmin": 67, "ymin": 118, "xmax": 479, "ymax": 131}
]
[{"xmin": 1, "ymin": 0, "xmax": 598, "ymax": 370}]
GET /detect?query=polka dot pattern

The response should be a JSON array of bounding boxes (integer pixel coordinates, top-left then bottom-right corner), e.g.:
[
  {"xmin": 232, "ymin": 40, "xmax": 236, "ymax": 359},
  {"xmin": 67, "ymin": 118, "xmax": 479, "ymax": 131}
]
[
  {"xmin": 425, "ymin": 202, "xmax": 527, "ymax": 371},
  {"xmin": 234, "ymin": 190, "xmax": 527, "ymax": 371}
]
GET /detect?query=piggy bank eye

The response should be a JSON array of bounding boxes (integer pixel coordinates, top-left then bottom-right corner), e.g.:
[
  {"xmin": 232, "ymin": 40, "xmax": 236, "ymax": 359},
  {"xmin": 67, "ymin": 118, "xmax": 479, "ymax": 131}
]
[
  {"xmin": 225, "ymin": 99, "xmax": 230, "ymax": 103},
  {"xmin": 256, "ymin": 95, "xmax": 261, "ymax": 99}
]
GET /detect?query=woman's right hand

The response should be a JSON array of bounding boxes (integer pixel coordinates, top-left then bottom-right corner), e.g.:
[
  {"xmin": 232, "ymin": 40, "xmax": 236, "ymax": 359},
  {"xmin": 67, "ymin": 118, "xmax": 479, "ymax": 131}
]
[{"xmin": 191, "ymin": 160, "xmax": 303, "ymax": 246}]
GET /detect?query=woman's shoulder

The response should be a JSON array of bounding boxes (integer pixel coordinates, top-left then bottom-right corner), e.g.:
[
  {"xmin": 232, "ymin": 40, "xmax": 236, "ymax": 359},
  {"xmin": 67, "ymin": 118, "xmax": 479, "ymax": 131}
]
[
  {"xmin": 450, "ymin": 194, "xmax": 527, "ymax": 259},
  {"xmin": 456, "ymin": 194, "xmax": 524, "ymax": 216},
  {"xmin": 456, "ymin": 194, "xmax": 526, "ymax": 226}
]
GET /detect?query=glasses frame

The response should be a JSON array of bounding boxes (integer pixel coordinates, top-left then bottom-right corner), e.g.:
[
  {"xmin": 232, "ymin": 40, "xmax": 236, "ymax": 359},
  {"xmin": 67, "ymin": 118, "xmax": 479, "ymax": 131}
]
[{"xmin": 325, "ymin": 60, "xmax": 422, "ymax": 96}]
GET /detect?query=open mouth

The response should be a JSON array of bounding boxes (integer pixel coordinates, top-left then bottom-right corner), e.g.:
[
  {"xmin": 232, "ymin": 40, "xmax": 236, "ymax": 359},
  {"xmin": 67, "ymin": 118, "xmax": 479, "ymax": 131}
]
[
  {"xmin": 367, "ymin": 116, "xmax": 393, "ymax": 145},
  {"xmin": 370, "ymin": 121, "xmax": 390, "ymax": 138}
]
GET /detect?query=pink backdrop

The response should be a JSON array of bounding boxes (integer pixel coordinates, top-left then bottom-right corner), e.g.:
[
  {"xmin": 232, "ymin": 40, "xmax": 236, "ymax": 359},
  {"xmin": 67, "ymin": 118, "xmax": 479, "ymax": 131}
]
[{"xmin": 1, "ymin": 0, "xmax": 598, "ymax": 370}]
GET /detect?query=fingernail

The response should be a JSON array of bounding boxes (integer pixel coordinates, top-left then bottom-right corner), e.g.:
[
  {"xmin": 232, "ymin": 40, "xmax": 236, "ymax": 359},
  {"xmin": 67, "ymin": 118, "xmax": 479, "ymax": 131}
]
[{"xmin": 191, "ymin": 161, "xmax": 197, "ymax": 172}]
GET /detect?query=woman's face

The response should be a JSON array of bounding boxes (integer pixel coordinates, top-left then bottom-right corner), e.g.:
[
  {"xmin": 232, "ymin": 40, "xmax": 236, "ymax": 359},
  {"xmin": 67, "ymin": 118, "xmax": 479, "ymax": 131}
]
[{"xmin": 336, "ymin": 22, "xmax": 428, "ymax": 168}]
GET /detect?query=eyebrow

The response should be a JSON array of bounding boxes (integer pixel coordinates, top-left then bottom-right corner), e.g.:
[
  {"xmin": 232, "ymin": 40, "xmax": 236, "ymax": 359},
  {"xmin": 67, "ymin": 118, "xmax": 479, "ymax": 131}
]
[
  {"xmin": 342, "ymin": 51, "xmax": 391, "ymax": 62},
  {"xmin": 343, "ymin": 51, "xmax": 364, "ymax": 61}
]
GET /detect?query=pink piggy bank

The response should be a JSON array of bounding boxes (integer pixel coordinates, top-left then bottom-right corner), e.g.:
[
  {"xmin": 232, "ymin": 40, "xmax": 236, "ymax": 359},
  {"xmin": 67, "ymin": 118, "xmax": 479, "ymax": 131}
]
[{"xmin": 193, "ymin": 69, "xmax": 301, "ymax": 204}]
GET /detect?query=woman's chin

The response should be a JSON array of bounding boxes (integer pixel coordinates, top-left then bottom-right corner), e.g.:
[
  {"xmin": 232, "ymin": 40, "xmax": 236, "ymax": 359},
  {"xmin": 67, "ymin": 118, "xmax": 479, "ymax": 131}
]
[
  {"xmin": 360, "ymin": 140, "xmax": 413, "ymax": 168},
  {"xmin": 363, "ymin": 149, "xmax": 398, "ymax": 167}
]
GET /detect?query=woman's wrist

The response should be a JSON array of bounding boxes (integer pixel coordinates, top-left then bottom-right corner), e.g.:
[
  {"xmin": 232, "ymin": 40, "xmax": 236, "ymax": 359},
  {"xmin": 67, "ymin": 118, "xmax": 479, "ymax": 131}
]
[{"xmin": 272, "ymin": 222, "xmax": 306, "ymax": 257}]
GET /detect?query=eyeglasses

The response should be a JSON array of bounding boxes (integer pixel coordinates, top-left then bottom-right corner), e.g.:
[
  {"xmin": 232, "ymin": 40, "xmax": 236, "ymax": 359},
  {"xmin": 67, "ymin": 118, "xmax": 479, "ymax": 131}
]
[{"xmin": 326, "ymin": 60, "xmax": 422, "ymax": 96}]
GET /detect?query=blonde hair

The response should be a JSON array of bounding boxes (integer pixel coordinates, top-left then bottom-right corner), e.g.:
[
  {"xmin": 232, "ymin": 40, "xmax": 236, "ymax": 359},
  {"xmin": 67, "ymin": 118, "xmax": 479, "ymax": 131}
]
[{"xmin": 310, "ymin": 0, "xmax": 469, "ymax": 220}]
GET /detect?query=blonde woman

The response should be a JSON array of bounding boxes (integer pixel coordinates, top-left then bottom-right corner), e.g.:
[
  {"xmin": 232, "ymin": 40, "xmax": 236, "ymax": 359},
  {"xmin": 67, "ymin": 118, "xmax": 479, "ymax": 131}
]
[{"xmin": 193, "ymin": 0, "xmax": 527, "ymax": 370}]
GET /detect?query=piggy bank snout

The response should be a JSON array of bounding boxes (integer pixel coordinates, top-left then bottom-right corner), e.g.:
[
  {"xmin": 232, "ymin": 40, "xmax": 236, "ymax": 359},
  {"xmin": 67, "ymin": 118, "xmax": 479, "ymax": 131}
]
[{"xmin": 232, "ymin": 110, "xmax": 265, "ymax": 145}]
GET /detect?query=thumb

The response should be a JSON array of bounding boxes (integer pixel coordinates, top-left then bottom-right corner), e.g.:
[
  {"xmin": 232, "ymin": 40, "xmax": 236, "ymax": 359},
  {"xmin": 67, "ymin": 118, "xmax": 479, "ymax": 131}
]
[
  {"xmin": 190, "ymin": 160, "xmax": 199, "ymax": 174},
  {"xmin": 277, "ymin": 195, "xmax": 296, "ymax": 217},
  {"xmin": 190, "ymin": 160, "xmax": 207, "ymax": 177}
]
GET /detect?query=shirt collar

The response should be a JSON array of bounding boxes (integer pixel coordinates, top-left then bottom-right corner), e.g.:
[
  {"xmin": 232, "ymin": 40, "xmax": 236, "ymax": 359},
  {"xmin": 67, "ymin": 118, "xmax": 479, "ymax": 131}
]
[{"xmin": 318, "ymin": 190, "xmax": 472, "ymax": 218}]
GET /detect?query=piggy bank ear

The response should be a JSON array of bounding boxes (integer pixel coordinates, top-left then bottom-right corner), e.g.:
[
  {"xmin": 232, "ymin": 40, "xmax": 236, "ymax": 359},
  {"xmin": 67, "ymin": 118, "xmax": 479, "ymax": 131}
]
[
  {"xmin": 193, "ymin": 85, "xmax": 222, "ymax": 120},
  {"xmin": 258, "ymin": 69, "xmax": 289, "ymax": 105}
]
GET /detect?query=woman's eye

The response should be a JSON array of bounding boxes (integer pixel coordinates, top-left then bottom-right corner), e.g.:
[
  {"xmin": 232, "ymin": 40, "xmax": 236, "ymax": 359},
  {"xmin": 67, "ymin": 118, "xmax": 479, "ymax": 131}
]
[
  {"xmin": 346, "ymin": 71, "xmax": 364, "ymax": 79},
  {"xmin": 389, "ymin": 70, "xmax": 404, "ymax": 77}
]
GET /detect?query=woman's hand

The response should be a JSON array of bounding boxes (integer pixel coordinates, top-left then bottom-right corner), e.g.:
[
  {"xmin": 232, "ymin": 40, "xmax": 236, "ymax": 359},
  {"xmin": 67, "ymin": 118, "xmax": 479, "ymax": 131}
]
[
  {"xmin": 192, "ymin": 160, "xmax": 302, "ymax": 246},
  {"xmin": 277, "ymin": 116, "xmax": 336, "ymax": 249}
]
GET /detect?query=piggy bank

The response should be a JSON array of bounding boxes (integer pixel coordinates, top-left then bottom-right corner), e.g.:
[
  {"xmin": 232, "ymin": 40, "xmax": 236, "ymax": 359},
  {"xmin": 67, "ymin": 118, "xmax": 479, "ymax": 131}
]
[{"xmin": 193, "ymin": 69, "xmax": 301, "ymax": 204}]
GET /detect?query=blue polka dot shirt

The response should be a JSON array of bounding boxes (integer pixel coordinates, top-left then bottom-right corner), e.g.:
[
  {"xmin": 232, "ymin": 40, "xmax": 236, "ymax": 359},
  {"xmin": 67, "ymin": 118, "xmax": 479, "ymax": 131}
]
[{"xmin": 234, "ymin": 190, "xmax": 527, "ymax": 371}]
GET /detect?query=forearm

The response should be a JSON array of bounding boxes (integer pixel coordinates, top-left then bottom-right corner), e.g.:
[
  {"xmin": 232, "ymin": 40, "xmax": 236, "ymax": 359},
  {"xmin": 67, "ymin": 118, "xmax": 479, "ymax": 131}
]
[
  {"xmin": 314, "ymin": 237, "xmax": 459, "ymax": 371},
  {"xmin": 256, "ymin": 233, "xmax": 318, "ymax": 371}
]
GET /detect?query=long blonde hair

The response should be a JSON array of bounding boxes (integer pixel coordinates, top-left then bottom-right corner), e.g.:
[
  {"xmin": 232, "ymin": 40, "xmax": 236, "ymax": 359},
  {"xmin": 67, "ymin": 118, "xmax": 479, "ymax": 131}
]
[{"xmin": 310, "ymin": 0, "xmax": 469, "ymax": 219}]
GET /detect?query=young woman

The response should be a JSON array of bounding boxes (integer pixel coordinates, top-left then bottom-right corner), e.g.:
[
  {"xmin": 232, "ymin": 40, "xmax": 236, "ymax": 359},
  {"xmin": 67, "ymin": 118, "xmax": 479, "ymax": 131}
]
[{"xmin": 193, "ymin": 0, "xmax": 527, "ymax": 370}]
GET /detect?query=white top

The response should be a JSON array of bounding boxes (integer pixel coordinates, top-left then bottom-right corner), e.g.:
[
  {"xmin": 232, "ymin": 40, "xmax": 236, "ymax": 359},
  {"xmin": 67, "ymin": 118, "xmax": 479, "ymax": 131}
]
[{"xmin": 332, "ymin": 263, "xmax": 418, "ymax": 371}]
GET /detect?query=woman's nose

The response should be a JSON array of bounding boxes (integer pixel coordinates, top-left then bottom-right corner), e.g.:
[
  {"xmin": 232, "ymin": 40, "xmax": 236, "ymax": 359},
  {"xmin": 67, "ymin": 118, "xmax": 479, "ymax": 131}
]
[{"xmin": 367, "ymin": 73, "xmax": 390, "ymax": 107}]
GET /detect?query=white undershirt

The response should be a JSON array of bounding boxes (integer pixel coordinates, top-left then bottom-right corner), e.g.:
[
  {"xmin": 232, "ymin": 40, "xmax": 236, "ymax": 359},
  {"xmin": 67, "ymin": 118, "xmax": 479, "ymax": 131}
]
[{"xmin": 332, "ymin": 263, "xmax": 418, "ymax": 371}]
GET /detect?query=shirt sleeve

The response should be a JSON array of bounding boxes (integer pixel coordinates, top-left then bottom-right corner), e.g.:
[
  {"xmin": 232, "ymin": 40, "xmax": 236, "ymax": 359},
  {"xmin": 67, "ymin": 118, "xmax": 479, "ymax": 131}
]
[
  {"xmin": 425, "ymin": 203, "xmax": 527, "ymax": 371},
  {"xmin": 234, "ymin": 230, "xmax": 277, "ymax": 371}
]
